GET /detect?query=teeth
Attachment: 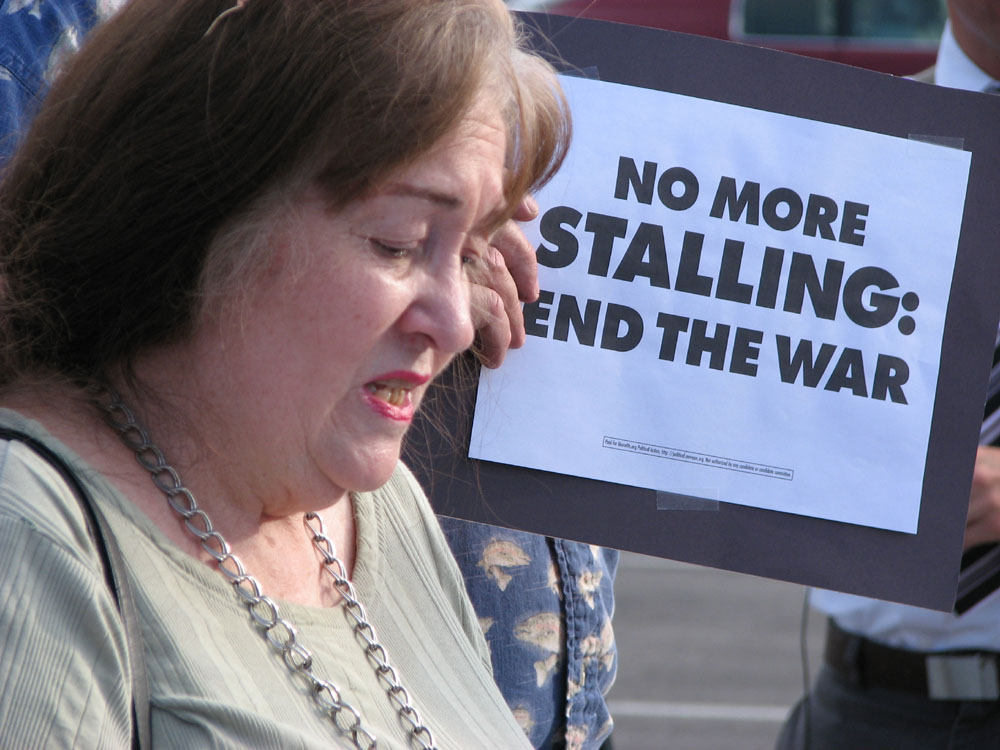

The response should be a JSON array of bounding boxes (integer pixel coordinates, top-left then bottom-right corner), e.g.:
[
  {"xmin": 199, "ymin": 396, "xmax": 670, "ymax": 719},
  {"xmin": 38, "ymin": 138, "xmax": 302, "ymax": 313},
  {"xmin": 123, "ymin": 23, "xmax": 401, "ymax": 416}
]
[{"xmin": 368, "ymin": 383, "xmax": 409, "ymax": 406}]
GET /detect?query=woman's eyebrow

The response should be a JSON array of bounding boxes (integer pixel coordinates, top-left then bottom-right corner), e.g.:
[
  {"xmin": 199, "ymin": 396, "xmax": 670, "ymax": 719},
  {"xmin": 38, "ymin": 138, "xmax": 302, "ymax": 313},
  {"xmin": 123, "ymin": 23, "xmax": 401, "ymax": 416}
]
[
  {"xmin": 383, "ymin": 182, "xmax": 462, "ymax": 209},
  {"xmin": 383, "ymin": 181, "xmax": 507, "ymax": 235}
]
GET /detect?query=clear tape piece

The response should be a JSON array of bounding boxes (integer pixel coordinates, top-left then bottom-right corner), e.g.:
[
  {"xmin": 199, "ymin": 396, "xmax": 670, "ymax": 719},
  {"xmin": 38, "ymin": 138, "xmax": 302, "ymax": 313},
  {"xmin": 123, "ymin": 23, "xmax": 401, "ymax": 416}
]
[
  {"xmin": 563, "ymin": 65, "xmax": 601, "ymax": 81},
  {"xmin": 909, "ymin": 134, "xmax": 966, "ymax": 150},
  {"xmin": 656, "ymin": 490, "xmax": 721, "ymax": 511}
]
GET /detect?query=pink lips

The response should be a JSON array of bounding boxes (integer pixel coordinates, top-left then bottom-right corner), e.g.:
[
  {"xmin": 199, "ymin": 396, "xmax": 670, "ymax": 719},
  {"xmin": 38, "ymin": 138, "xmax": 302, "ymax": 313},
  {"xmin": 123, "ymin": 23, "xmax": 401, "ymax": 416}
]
[{"xmin": 362, "ymin": 370, "xmax": 431, "ymax": 422}]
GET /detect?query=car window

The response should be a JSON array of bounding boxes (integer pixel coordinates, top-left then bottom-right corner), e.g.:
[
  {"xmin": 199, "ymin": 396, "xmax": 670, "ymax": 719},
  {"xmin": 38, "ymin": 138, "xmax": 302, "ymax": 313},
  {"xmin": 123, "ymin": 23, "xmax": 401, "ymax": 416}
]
[{"xmin": 737, "ymin": 0, "xmax": 946, "ymax": 41}]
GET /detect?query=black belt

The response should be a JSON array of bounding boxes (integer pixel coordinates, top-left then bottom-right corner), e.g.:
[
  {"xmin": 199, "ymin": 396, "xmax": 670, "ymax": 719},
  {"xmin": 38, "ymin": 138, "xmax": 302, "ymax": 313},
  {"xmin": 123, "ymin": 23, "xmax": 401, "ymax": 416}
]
[{"xmin": 824, "ymin": 618, "xmax": 1000, "ymax": 701}]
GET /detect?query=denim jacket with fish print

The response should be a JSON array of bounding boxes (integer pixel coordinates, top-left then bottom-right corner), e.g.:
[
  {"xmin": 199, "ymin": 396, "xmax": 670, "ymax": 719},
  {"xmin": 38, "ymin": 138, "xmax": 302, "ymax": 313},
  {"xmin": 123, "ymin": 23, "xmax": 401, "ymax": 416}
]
[
  {"xmin": 440, "ymin": 517, "xmax": 618, "ymax": 750},
  {"xmin": 0, "ymin": 0, "xmax": 110, "ymax": 163}
]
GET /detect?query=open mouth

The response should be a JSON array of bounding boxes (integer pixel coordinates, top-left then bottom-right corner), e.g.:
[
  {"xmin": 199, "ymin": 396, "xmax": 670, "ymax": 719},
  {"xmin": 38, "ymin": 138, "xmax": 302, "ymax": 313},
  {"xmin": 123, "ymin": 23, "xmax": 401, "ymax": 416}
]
[{"xmin": 365, "ymin": 381, "xmax": 413, "ymax": 407}]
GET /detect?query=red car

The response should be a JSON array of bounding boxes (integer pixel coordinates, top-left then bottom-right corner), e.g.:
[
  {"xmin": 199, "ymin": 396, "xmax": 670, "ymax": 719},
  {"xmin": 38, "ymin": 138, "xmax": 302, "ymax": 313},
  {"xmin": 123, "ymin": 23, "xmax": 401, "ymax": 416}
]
[{"xmin": 516, "ymin": 0, "xmax": 945, "ymax": 76}]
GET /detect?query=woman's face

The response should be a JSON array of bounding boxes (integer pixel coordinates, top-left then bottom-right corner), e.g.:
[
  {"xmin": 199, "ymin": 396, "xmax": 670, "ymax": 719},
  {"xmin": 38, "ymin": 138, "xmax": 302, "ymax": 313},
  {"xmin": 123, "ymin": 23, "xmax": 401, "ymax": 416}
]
[{"xmin": 193, "ymin": 106, "xmax": 507, "ymax": 506}]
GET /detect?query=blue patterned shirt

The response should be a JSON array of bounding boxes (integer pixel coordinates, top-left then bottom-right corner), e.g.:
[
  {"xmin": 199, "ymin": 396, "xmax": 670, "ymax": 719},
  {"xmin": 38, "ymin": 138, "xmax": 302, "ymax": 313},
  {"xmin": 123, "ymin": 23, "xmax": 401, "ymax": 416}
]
[
  {"xmin": 440, "ymin": 518, "xmax": 618, "ymax": 750},
  {"xmin": 0, "ymin": 0, "xmax": 124, "ymax": 163}
]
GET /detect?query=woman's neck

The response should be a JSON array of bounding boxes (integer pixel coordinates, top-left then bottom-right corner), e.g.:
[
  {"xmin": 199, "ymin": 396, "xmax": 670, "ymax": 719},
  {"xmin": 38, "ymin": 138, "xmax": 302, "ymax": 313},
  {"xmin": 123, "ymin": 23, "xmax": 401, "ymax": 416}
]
[{"xmin": 3, "ymin": 380, "xmax": 358, "ymax": 607}]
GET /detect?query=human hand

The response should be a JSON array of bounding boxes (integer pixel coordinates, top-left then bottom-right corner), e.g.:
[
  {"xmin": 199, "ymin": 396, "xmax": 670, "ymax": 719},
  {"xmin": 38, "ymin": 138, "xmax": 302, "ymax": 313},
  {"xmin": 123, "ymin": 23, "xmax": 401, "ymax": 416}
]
[
  {"xmin": 469, "ymin": 194, "xmax": 540, "ymax": 368},
  {"xmin": 964, "ymin": 445, "xmax": 1000, "ymax": 549}
]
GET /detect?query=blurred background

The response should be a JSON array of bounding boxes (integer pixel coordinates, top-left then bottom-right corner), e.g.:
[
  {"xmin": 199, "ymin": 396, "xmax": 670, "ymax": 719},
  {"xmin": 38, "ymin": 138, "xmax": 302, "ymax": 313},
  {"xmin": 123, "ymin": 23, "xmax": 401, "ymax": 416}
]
[
  {"xmin": 509, "ymin": 0, "xmax": 946, "ymax": 75},
  {"xmin": 607, "ymin": 553, "xmax": 824, "ymax": 750}
]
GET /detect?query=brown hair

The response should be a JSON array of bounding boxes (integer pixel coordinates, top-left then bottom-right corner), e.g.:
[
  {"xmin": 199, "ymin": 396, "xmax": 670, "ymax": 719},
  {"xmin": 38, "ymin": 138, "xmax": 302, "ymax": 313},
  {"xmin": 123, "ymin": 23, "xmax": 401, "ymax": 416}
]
[{"xmin": 0, "ymin": 0, "xmax": 569, "ymax": 387}]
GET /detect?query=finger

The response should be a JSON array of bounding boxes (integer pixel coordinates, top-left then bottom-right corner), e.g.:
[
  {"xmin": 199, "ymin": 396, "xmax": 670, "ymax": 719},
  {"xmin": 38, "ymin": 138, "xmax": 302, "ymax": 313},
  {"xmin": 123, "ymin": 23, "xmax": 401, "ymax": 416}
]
[
  {"xmin": 966, "ymin": 505, "xmax": 1000, "ymax": 548},
  {"xmin": 512, "ymin": 193, "xmax": 539, "ymax": 222},
  {"xmin": 969, "ymin": 446, "xmax": 1000, "ymax": 512},
  {"xmin": 965, "ymin": 493, "xmax": 990, "ymax": 548},
  {"xmin": 491, "ymin": 221, "xmax": 538, "ymax": 303},
  {"xmin": 964, "ymin": 518, "xmax": 1000, "ymax": 550},
  {"xmin": 480, "ymin": 244, "xmax": 525, "ymax": 364},
  {"xmin": 489, "ymin": 241, "xmax": 525, "ymax": 335},
  {"xmin": 964, "ymin": 446, "xmax": 1000, "ymax": 547},
  {"xmin": 469, "ymin": 281, "xmax": 511, "ymax": 369},
  {"xmin": 966, "ymin": 495, "xmax": 988, "ymax": 526}
]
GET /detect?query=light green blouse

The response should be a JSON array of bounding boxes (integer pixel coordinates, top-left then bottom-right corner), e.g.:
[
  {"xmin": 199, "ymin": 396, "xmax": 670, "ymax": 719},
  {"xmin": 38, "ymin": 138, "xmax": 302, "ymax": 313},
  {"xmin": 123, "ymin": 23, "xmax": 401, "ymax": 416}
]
[{"xmin": 0, "ymin": 409, "xmax": 530, "ymax": 749}]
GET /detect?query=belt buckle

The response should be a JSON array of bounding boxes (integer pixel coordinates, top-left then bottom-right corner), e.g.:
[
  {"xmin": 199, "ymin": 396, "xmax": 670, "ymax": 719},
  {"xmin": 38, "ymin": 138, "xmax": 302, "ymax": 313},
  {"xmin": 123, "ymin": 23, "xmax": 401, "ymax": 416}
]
[{"xmin": 926, "ymin": 654, "xmax": 1000, "ymax": 700}]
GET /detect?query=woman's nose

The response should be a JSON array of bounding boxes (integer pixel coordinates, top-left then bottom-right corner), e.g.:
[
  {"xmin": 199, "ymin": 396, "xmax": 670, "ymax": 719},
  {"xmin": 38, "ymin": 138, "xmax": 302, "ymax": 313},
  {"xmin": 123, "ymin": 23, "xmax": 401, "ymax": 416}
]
[{"xmin": 400, "ymin": 264, "xmax": 476, "ymax": 355}]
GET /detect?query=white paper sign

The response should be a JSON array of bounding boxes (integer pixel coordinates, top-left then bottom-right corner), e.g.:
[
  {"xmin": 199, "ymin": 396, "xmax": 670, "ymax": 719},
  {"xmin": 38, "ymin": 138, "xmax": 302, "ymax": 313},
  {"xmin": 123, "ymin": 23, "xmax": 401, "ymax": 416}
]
[{"xmin": 470, "ymin": 75, "xmax": 972, "ymax": 534}]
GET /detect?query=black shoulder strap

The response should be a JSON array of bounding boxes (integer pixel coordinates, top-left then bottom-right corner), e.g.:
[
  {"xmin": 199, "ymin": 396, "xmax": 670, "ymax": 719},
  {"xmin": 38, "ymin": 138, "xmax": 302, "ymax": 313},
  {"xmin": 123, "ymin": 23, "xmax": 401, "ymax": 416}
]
[{"xmin": 0, "ymin": 426, "xmax": 151, "ymax": 750}]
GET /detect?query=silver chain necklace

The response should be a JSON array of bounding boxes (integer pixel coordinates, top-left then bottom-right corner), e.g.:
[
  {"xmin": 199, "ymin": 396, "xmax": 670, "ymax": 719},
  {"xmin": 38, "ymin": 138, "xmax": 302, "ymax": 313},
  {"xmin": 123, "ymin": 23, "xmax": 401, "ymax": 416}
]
[{"xmin": 95, "ymin": 388, "xmax": 438, "ymax": 750}]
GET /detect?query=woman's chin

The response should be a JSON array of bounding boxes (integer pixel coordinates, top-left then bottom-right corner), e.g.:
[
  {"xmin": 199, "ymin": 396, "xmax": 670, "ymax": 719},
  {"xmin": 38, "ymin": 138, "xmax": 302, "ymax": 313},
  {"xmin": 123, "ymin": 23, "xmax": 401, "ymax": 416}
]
[
  {"xmin": 342, "ymin": 449, "xmax": 402, "ymax": 494},
  {"xmin": 350, "ymin": 473, "xmax": 396, "ymax": 494}
]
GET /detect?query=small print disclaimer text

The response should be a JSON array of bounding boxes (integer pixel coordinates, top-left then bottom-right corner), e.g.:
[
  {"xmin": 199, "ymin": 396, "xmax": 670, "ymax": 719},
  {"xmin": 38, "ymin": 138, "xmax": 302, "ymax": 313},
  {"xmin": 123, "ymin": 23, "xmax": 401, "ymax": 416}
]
[{"xmin": 602, "ymin": 436, "xmax": 794, "ymax": 481}]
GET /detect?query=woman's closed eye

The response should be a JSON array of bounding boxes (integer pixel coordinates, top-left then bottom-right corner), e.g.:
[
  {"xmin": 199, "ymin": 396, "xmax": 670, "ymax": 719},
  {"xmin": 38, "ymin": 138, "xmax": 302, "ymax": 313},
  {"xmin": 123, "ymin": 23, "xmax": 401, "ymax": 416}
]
[
  {"xmin": 370, "ymin": 237, "xmax": 421, "ymax": 259},
  {"xmin": 370, "ymin": 234, "xmax": 484, "ymax": 277}
]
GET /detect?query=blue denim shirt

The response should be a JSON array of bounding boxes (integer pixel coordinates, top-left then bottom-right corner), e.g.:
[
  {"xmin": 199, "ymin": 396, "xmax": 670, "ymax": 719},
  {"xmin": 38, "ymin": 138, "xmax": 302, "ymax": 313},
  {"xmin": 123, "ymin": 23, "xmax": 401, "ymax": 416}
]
[
  {"xmin": 440, "ymin": 518, "xmax": 618, "ymax": 750},
  {"xmin": 0, "ymin": 0, "xmax": 109, "ymax": 163}
]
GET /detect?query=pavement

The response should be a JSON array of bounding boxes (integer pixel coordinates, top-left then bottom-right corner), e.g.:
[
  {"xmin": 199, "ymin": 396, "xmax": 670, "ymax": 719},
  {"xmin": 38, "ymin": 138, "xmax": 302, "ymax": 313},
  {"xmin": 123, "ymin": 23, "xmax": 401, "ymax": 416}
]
[{"xmin": 605, "ymin": 552, "xmax": 827, "ymax": 750}]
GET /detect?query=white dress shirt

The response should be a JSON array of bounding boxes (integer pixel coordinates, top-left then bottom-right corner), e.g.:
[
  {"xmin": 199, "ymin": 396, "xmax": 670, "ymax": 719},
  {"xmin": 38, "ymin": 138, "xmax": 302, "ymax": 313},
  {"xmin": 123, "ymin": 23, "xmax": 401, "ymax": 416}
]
[{"xmin": 811, "ymin": 21, "xmax": 1000, "ymax": 652}]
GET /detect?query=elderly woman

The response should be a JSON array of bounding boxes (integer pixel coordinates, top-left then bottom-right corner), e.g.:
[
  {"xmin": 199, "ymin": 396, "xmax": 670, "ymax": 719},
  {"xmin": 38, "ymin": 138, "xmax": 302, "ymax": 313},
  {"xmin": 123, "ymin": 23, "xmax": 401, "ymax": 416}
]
[{"xmin": 0, "ymin": 1, "xmax": 569, "ymax": 748}]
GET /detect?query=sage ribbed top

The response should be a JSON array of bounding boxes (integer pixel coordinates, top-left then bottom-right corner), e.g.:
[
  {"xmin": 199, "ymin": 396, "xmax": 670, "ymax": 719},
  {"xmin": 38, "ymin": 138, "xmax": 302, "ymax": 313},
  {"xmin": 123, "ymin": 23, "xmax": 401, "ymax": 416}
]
[{"xmin": 0, "ymin": 409, "xmax": 529, "ymax": 749}]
